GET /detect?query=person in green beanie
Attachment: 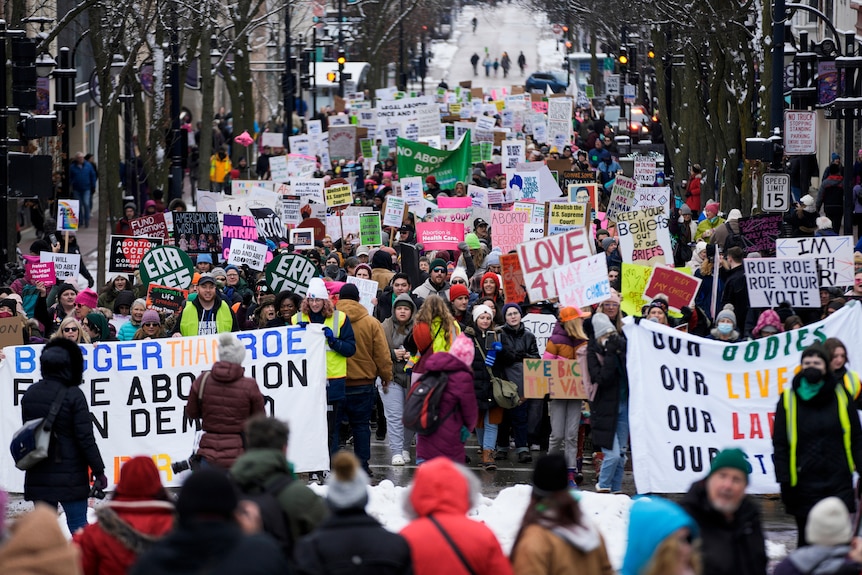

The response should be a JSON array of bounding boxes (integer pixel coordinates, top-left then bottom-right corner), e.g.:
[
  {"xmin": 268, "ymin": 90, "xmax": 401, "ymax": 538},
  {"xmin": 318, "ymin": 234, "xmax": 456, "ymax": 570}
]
[
  {"xmin": 680, "ymin": 448, "xmax": 767, "ymax": 575},
  {"xmin": 83, "ymin": 311, "xmax": 114, "ymax": 342},
  {"xmin": 774, "ymin": 343, "xmax": 862, "ymax": 547}
]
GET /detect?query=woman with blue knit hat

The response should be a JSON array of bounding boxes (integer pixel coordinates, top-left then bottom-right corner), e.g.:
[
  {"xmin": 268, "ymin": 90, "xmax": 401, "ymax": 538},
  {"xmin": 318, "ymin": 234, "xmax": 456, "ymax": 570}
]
[{"xmin": 622, "ymin": 497, "xmax": 700, "ymax": 575}]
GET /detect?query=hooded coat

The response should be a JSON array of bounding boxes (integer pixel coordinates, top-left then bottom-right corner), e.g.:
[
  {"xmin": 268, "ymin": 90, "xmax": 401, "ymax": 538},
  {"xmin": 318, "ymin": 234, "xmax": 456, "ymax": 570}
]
[
  {"xmin": 414, "ymin": 352, "xmax": 479, "ymax": 463},
  {"xmin": 774, "ymin": 545, "xmax": 862, "ymax": 575},
  {"xmin": 400, "ymin": 458, "xmax": 512, "ymax": 575},
  {"xmin": 0, "ymin": 504, "xmax": 81, "ymax": 575},
  {"xmin": 511, "ymin": 519, "xmax": 613, "ymax": 575},
  {"xmin": 336, "ymin": 298, "xmax": 393, "ymax": 384},
  {"xmin": 21, "ymin": 339, "xmax": 105, "ymax": 503},
  {"xmin": 621, "ymin": 498, "xmax": 699, "ymax": 575},
  {"xmin": 185, "ymin": 361, "xmax": 266, "ymax": 468}
]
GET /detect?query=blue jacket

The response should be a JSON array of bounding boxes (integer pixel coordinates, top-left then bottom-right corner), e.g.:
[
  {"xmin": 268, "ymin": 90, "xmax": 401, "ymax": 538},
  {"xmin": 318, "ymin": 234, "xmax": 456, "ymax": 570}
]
[
  {"xmin": 622, "ymin": 497, "xmax": 698, "ymax": 575},
  {"xmin": 69, "ymin": 160, "xmax": 97, "ymax": 192}
]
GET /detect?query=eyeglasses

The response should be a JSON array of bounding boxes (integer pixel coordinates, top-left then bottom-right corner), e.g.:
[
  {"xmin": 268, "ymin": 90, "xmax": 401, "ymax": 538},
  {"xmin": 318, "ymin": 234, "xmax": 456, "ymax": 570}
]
[
  {"xmin": 143, "ymin": 322, "xmax": 160, "ymax": 327},
  {"xmin": 226, "ymin": 273, "xmax": 239, "ymax": 278},
  {"xmin": 63, "ymin": 326, "xmax": 78, "ymax": 333},
  {"xmin": 432, "ymin": 267, "xmax": 447, "ymax": 273}
]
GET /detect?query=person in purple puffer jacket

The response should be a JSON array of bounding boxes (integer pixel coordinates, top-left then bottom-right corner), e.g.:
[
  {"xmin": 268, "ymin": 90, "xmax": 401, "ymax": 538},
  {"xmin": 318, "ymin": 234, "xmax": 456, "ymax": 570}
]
[{"xmin": 415, "ymin": 334, "xmax": 479, "ymax": 465}]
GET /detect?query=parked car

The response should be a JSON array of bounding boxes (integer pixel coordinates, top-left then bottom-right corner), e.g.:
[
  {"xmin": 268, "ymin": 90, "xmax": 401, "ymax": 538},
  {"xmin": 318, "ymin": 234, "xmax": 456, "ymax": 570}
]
[
  {"xmin": 602, "ymin": 105, "xmax": 651, "ymax": 141},
  {"xmin": 525, "ymin": 71, "xmax": 568, "ymax": 94}
]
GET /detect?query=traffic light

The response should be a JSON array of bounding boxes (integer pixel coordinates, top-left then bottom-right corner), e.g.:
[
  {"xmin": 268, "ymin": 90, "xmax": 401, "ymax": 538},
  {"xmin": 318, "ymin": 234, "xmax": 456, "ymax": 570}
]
[
  {"xmin": 337, "ymin": 50, "xmax": 346, "ymax": 66},
  {"xmin": 281, "ymin": 73, "xmax": 296, "ymax": 95},
  {"xmin": 326, "ymin": 70, "xmax": 338, "ymax": 83},
  {"xmin": 618, "ymin": 47, "xmax": 629, "ymax": 73},
  {"xmin": 11, "ymin": 38, "xmax": 37, "ymax": 110},
  {"xmin": 647, "ymin": 43, "xmax": 656, "ymax": 59}
]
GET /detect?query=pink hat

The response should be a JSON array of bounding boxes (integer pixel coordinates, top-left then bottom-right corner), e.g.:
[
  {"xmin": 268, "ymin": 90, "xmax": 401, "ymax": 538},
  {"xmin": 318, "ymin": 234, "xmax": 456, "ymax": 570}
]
[
  {"xmin": 75, "ymin": 288, "xmax": 98, "ymax": 309},
  {"xmin": 603, "ymin": 288, "xmax": 621, "ymax": 305},
  {"xmin": 448, "ymin": 333, "xmax": 475, "ymax": 367},
  {"xmin": 705, "ymin": 201, "xmax": 720, "ymax": 214}
]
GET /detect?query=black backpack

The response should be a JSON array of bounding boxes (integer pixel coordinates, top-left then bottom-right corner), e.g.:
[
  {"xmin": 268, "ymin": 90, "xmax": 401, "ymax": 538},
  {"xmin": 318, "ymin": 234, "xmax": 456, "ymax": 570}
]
[
  {"xmin": 403, "ymin": 370, "xmax": 457, "ymax": 435},
  {"xmin": 236, "ymin": 474, "xmax": 295, "ymax": 559},
  {"xmin": 723, "ymin": 222, "xmax": 751, "ymax": 252}
]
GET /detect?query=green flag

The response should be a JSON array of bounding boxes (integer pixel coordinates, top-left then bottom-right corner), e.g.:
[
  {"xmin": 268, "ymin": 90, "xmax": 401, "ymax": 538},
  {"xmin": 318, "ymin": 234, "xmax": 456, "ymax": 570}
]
[{"xmin": 397, "ymin": 131, "xmax": 472, "ymax": 190}]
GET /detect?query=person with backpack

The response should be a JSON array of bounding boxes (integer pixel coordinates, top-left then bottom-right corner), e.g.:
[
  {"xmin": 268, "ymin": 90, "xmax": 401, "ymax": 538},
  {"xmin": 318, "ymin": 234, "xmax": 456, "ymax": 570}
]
[
  {"xmin": 710, "ymin": 209, "xmax": 744, "ymax": 250},
  {"xmin": 230, "ymin": 416, "xmax": 327, "ymax": 553},
  {"xmin": 408, "ymin": 295, "xmax": 461, "ymax": 381},
  {"xmin": 410, "ymin": 334, "xmax": 478, "ymax": 465},
  {"xmin": 294, "ymin": 451, "xmax": 413, "ymax": 575}
]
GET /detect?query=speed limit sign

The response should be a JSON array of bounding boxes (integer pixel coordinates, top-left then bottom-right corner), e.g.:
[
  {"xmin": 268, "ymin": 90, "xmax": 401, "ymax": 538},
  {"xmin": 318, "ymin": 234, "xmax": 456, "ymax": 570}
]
[{"xmin": 762, "ymin": 173, "xmax": 791, "ymax": 212}]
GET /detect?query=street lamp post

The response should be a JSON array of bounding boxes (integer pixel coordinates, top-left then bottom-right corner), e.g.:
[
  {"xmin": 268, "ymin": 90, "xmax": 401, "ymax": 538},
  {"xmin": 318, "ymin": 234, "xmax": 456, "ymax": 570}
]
[
  {"xmin": 284, "ymin": 6, "xmax": 294, "ymax": 150},
  {"xmin": 168, "ymin": 5, "xmax": 183, "ymax": 201}
]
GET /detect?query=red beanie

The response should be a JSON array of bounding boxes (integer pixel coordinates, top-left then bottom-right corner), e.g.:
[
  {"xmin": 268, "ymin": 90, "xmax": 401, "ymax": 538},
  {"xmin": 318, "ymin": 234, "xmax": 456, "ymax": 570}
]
[
  {"xmin": 481, "ymin": 271, "xmax": 500, "ymax": 289},
  {"xmin": 113, "ymin": 456, "xmax": 166, "ymax": 501},
  {"xmin": 449, "ymin": 283, "xmax": 470, "ymax": 302}
]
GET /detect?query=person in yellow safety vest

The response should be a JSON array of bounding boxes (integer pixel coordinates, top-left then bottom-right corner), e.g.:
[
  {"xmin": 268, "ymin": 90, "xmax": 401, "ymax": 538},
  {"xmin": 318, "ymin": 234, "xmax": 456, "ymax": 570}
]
[
  {"xmin": 773, "ymin": 343, "xmax": 862, "ymax": 548},
  {"xmin": 210, "ymin": 146, "xmax": 232, "ymax": 193},
  {"xmin": 824, "ymin": 337, "xmax": 862, "ymax": 408},
  {"xmin": 291, "ymin": 277, "xmax": 356, "ymax": 455},
  {"xmin": 172, "ymin": 273, "xmax": 237, "ymax": 336}
]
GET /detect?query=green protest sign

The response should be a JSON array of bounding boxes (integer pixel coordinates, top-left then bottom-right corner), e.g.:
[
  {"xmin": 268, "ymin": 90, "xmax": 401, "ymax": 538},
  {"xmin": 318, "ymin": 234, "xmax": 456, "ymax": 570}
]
[
  {"xmin": 360, "ymin": 139, "xmax": 374, "ymax": 158},
  {"xmin": 265, "ymin": 253, "xmax": 319, "ymax": 297},
  {"xmin": 139, "ymin": 246, "xmax": 195, "ymax": 289},
  {"xmin": 445, "ymin": 125, "xmax": 455, "ymax": 140},
  {"xmin": 471, "ymin": 144, "xmax": 481, "ymax": 163},
  {"xmin": 396, "ymin": 131, "xmax": 472, "ymax": 189},
  {"xmin": 359, "ymin": 212, "xmax": 382, "ymax": 246},
  {"xmin": 480, "ymin": 141, "xmax": 493, "ymax": 162}
]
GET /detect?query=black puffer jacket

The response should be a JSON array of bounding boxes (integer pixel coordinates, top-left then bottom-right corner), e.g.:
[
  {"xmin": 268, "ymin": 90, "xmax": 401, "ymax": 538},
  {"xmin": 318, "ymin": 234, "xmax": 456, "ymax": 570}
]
[
  {"xmin": 21, "ymin": 339, "xmax": 104, "ymax": 502},
  {"xmin": 679, "ymin": 479, "xmax": 768, "ymax": 575},
  {"xmin": 294, "ymin": 509, "xmax": 413, "ymax": 575},
  {"xmin": 496, "ymin": 322, "xmax": 539, "ymax": 392},
  {"xmin": 466, "ymin": 327, "xmax": 499, "ymax": 409},
  {"xmin": 586, "ymin": 335, "xmax": 628, "ymax": 451}
]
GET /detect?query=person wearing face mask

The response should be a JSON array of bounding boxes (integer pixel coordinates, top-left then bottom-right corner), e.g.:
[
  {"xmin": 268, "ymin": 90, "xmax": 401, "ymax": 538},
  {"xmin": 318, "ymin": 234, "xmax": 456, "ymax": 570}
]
[
  {"xmin": 773, "ymin": 343, "xmax": 862, "ymax": 547},
  {"xmin": 709, "ymin": 304, "xmax": 740, "ymax": 342},
  {"xmin": 695, "ymin": 201, "xmax": 725, "ymax": 241}
]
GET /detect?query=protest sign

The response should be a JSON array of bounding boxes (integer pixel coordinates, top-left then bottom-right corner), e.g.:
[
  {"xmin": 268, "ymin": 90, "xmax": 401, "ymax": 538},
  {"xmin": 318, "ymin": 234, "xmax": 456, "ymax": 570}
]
[
  {"xmin": 0, "ymin": 315, "xmax": 24, "ymax": 348},
  {"xmin": 502, "ymin": 140, "xmax": 525, "ymax": 170},
  {"xmin": 359, "ymin": 212, "xmax": 382, "ymax": 246},
  {"xmin": 416, "ymin": 222, "xmax": 464, "ymax": 250},
  {"xmin": 616, "ymin": 206, "xmax": 673, "ymax": 266},
  {"xmin": 549, "ymin": 203, "xmax": 588, "ymax": 229},
  {"xmin": 606, "ymin": 176, "xmax": 638, "ymax": 221},
  {"xmin": 397, "ymin": 134, "xmax": 472, "ymax": 190},
  {"xmin": 57, "ymin": 199, "xmax": 79, "ymax": 232},
  {"xmin": 346, "ymin": 276, "xmax": 379, "ymax": 314},
  {"xmin": 376, "ymin": 96, "xmax": 440, "ymax": 138},
  {"xmin": 291, "ymin": 178, "xmax": 325, "ymax": 203},
  {"xmin": 146, "ymin": 284, "xmax": 188, "ymax": 317},
  {"xmin": 523, "ymin": 359, "xmax": 588, "ymax": 399},
  {"xmin": 265, "ymin": 253, "xmax": 318, "ymax": 296},
  {"xmin": 505, "ymin": 171, "xmax": 541, "ymax": 202},
  {"xmin": 775, "ymin": 236, "xmax": 854, "ymax": 287},
  {"xmin": 524, "ymin": 223, "xmax": 544, "ymax": 240},
  {"xmin": 522, "ymin": 313, "xmax": 556, "ymax": 357},
  {"xmin": 269, "ymin": 155, "xmax": 289, "ymax": 182},
  {"xmin": 492, "ymin": 210, "xmax": 529, "ymax": 254},
  {"xmin": 633, "ymin": 186, "xmax": 672, "ymax": 218},
  {"xmin": 173, "ymin": 212, "xmax": 222, "ymax": 255},
  {"xmin": 325, "ymin": 184, "xmax": 353, "ymax": 207},
  {"xmin": 109, "ymin": 236, "xmax": 164, "ymax": 274},
  {"xmin": 401, "ymin": 176, "xmax": 424, "ymax": 210},
  {"xmin": 738, "ymin": 214, "xmax": 783, "ymax": 256},
  {"xmin": 282, "ymin": 197, "xmax": 302, "ymax": 228},
  {"xmin": 624, "ymin": 303, "xmax": 862, "ymax": 493},
  {"xmin": 0, "ymin": 326, "xmax": 330, "ymax": 491},
  {"xmin": 426, "ymin": 207, "xmax": 490, "ymax": 234},
  {"xmin": 561, "ymin": 170, "xmax": 596, "ymax": 189},
  {"xmin": 289, "ymin": 228, "xmax": 315, "ymax": 249},
  {"xmin": 39, "ymin": 252, "xmax": 81, "ymax": 281},
  {"xmin": 517, "ymin": 228, "xmax": 593, "ymax": 301},
  {"xmin": 644, "ymin": 266, "xmax": 702, "ymax": 311},
  {"xmin": 328, "ymin": 125, "xmax": 357, "ymax": 160},
  {"xmin": 620, "ymin": 263, "xmax": 654, "ymax": 317},
  {"xmin": 246, "ymin": 189, "xmax": 286, "ymax": 243},
  {"xmin": 139, "ymin": 246, "xmax": 195, "ymax": 289},
  {"xmin": 382, "ymin": 197, "xmax": 406, "ymax": 228},
  {"xmin": 227, "ymin": 239, "xmax": 268, "ymax": 270},
  {"xmin": 437, "ymin": 196, "xmax": 472, "ymax": 209},
  {"xmin": 221, "ymin": 214, "xmax": 259, "ymax": 260},
  {"xmin": 500, "ymin": 253, "xmax": 526, "ymax": 304},
  {"xmin": 553, "ymin": 254, "xmax": 609, "ymax": 309},
  {"xmin": 744, "ymin": 258, "xmax": 819, "ymax": 308},
  {"xmin": 28, "ymin": 262, "xmax": 55, "ymax": 286},
  {"xmin": 129, "ymin": 213, "xmax": 169, "ymax": 239},
  {"xmin": 633, "ymin": 157, "xmax": 657, "ymax": 185},
  {"xmin": 568, "ymin": 183, "xmax": 598, "ymax": 209}
]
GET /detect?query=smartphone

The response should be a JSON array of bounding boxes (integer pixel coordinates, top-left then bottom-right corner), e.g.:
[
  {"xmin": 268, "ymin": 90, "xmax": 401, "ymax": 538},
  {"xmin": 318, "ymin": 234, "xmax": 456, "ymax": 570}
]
[
  {"xmin": 48, "ymin": 234, "xmax": 58, "ymax": 247},
  {"xmin": 484, "ymin": 332, "xmax": 498, "ymax": 349}
]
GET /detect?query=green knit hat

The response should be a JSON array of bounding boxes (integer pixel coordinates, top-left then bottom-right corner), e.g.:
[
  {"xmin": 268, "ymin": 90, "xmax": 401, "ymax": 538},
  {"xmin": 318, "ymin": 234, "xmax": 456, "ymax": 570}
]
[
  {"xmin": 430, "ymin": 258, "xmax": 448, "ymax": 271},
  {"xmin": 709, "ymin": 448, "xmax": 752, "ymax": 481}
]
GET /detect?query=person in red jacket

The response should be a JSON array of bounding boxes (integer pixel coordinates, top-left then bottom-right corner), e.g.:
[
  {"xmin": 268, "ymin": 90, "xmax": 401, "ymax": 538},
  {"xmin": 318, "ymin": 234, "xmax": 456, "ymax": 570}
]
[
  {"xmin": 73, "ymin": 456, "xmax": 174, "ymax": 574},
  {"xmin": 684, "ymin": 164, "xmax": 703, "ymax": 216},
  {"xmin": 401, "ymin": 457, "xmax": 512, "ymax": 575}
]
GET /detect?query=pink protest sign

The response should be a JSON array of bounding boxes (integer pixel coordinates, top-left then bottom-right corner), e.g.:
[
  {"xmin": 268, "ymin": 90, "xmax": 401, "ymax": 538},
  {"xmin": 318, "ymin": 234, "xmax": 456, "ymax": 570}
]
[
  {"xmin": 28, "ymin": 262, "xmax": 56, "ymax": 286},
  {"xmin": 492, "ymin": 209, "xmax": 529, "ymax": 254},
  {"xmin": 416, "ymin": 222, "xmax": 464, "ymax": 250},
  {"xmin": 437, "ymin": 196, "xmax": 472, "ymax": 209}
]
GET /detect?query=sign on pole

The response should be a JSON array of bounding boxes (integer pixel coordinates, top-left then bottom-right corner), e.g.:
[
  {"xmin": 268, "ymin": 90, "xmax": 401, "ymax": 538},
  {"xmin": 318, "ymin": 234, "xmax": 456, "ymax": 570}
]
[
  {"xmin": 606, "ymin": 75, "xmax": 620, "ymax": 97},
  {"xmin": 762, "ymin": 174, "xmax": 791, "ymax": 213},
  {"xmin": 784, "ymin": 110, "xmax": 816, "ymax": 155},
  {"xmin": 553, "ymin": 254, "xmax": 610, "ymax": 308}
]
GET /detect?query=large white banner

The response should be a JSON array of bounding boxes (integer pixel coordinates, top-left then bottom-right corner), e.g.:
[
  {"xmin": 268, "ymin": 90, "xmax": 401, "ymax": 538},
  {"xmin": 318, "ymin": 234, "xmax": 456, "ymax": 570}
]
[
  {"xmin": 624, "ymin": 302, "xmax": 862, "ymax": 494},
  {"xmin": 0, "ymin": 326, "xmax": 329, "ymax": 492}
]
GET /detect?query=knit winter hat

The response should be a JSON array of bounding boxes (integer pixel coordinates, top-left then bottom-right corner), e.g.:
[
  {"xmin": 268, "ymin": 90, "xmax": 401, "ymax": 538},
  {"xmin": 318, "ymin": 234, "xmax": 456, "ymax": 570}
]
[
  {"xmin": 727, "ymin": 209, "xmax": 742, "ymax": 221},
  {"xmin": 806, "ymin": 497, "xmax": 852, "ymax": 546},
  {"xmin": 753, "ymin": 309, "xmax": 782, "ymax": 337},
  {"xmin": 354, "ymin": 263, "xmax": 373, "ymax": 278},
  {"xmin": 601, "ymin": 237, "xmax": 616, "ymax": 251},
  {"xmin": 327, "ymin": 451, "xmax": 369, "ymax": 511},
  {"xmin": 114, "ymin": 456, "xmax": 167, "ymax": 501},
  {"xmin": 448, "ymin": 333, "xmax": 475, "ymax": 367},
  {"xmin": 678, "ymin": 204, "xmax": 692, "ymax": 216},
  {"xmin": 708, "ymin": 448, "xmax": 752, "ymax": 481},
  {"xmin": 176, "ymin": 470, "xmax": 238, "ymax": 524},
  {"xmin": 502, "ymin": 302, "xmax": 522, "ymax": 318},
  {"xmin": 481, "ymin": 271, "xmax": 500, "ymax": 289},
  {"xmin": 339, "ymin": 283, "xmax": 360, "ymax": 302},
  {"xmin": 56, "ymin": 282, "xmax": 78, "ymax": 297},
  {"xmin": 75, "ymin": 288, "xmax": 98, "ymax": 309},
  {"xmin": 141, "ymin": 309, "xmax": 161, "ymax": 325},
  {"xmin": 472, "ymin": 304, "xmax": 494, "ymax": 323},
  {"xmin": 484, "ymin": 249, "xmax": 502, "ymax": 267},
  {"xmin": 602, "ymin": 289, "xmax": 621, "ymax": 305},
  {"xmin": 800, "ymin": 194, "xmax": 817, "ymax": 213},
  {"xmin": 532, "ymin": 453, "xmax": 569, "ymax": 497},
  {"xmin": 464, "ymin": 233, "xmax": 481, "ymax": 250},
  {"xmin": 801, "ymin": 342, "xmax": 830, "ymax": 366},
  {"xmin": 218, "ymin": 333, "xmax": 246, "ymax": 364},
  {"xmin": 715, "ymin": 304, "xmax": 736, "ymax": 327},
  {"xmin": 305, "ymin": 277, "xmax": 329, "ymax": 300},
  {"xmin": 196, "ymin": 253, "xmax": 213, "ymax": 264},
  {"xmin": 450, "ymin": 268, "xmax": 469, "ymax": 284},
  {"xmin": 85, "ymin": 312, "xmax": 110, "ymax": 340},
  {"xmin": 211, "ymin": 267, "xmax": 227, "ymax": 279},
  {"xmin": 430, "ymin": 258, "xmax": 448, "ymax": 271},
  {"xmin": 449, "ymin": 283, "xmax": 470, "ymax": 302},
  {"xmin": 705, "ymin": 201, "xmax": 720, "ymax": 215},
  {"xmin": 592, "ymin": 312, "xmax": 616, "ymax": 340},
  {"xmin": 113, "ymin": 290, "xmax": 136, "ymax": 313}
]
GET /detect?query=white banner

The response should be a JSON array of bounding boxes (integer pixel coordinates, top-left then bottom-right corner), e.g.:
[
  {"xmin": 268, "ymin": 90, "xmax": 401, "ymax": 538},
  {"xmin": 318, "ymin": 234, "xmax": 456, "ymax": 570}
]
[
  {"xmin": 624, "ymin": 302, "xmax": 862, "ymax": 494},
  {"xmin": 0, "ymin": 326, "xmax": 330, "ymax": 492}
]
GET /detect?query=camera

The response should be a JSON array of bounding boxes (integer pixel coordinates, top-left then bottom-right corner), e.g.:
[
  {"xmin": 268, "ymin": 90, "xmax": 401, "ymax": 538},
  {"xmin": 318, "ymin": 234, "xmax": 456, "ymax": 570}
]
[{"xmin": 171, "ymin": 458, "xmax": 193, "ymax": 474}]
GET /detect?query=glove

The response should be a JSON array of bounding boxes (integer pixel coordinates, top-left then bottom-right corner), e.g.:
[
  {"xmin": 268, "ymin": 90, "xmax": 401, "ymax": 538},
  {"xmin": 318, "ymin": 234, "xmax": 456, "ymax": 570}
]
[
  {"xmin": 457, "ymin": 241, "xmax": 470, "ymax": 252},
  {"xmin": 322, "ymin": 326, "xmax": 334, "ymax": 341},
  {"xmin": 485, "ymin": 342, "xmax": 502, "ymax": 366},
  {"xmin": 92, "ymin": 473, "xmax": 108, "ymax": 490},
  {"xmin": 680, "ymin": 306, "xmax": 693, "ymax": 322},
  {"xmin": 243, "ymin": 291, "xmax": 254, "ymax": 306}
]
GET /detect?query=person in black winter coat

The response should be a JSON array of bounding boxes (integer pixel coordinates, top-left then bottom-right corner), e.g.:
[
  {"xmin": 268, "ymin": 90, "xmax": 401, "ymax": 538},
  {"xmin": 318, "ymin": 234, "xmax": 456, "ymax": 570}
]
[
  {"xmin": 464, "ymin": 304, "xmax": 502, "ymax": 469},
  {"xmin": 131, "ymin": 470, "xmax": 289, "ymax": 575},
  {"xmin": 719, "ymin": 246, "xmax": 750, "ymax": 330},
  {"xmin": 294, "ymin": 451, "xmax": 412, "ymax": 575},
  {"xmin": 679, "ymin": 449, "xmax": 768, "ymax": 575},
  {"xmin": 773, "ymin": 344, "xmax": 862, "ymax": 547},
  {"xmin": 20, "ymin": 337, "xmax": 106, "ymax": 534}
]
